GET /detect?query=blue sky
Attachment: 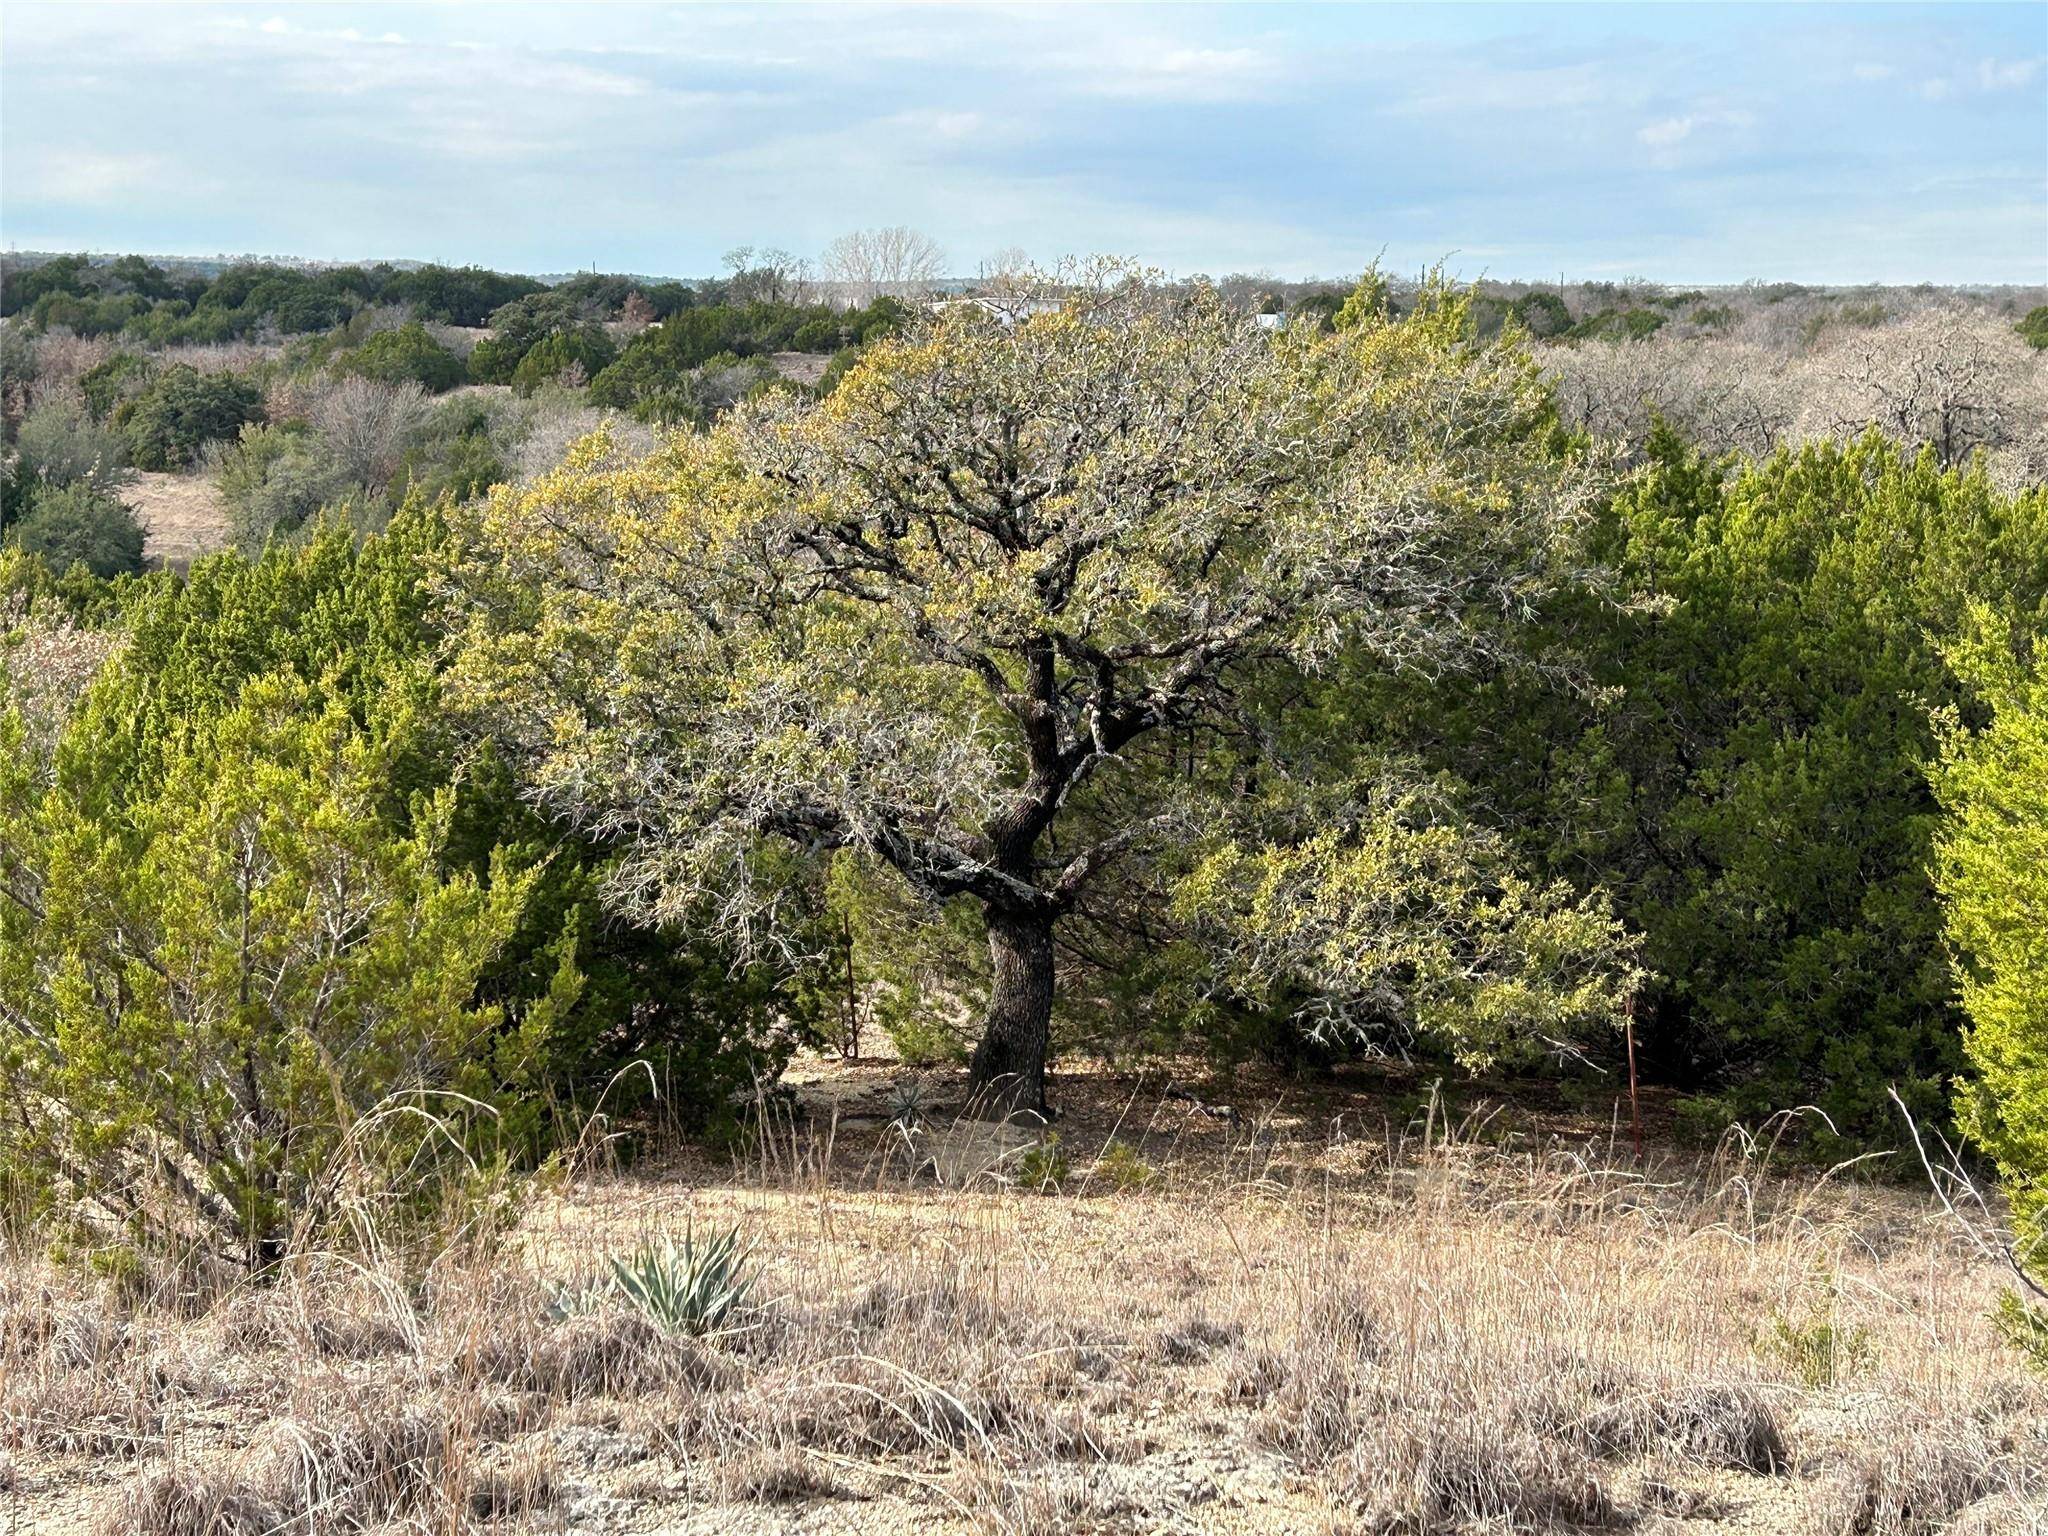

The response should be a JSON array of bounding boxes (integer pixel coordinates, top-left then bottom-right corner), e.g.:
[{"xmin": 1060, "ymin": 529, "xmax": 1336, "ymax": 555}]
[{"xmin": 3, "ymin": 2, "xmax": 2043, "ymax": 283}]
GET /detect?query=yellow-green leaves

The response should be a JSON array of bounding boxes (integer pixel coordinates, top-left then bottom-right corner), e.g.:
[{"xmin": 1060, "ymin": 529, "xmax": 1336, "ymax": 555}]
[
  {"xmin": 1173, "ymin": 773, "xmax": 1639, "ymax": 1069},
  {"xmin": 1933, "ymin": 611, "xmax": 2048, "ymax": 1269},
  {"xmin": 440, "ymin": 270, "xmax": 1618, "ymax": 1074},
  {"xmin": 2, "ymin": 648, "xmax": 561, "ymax": 1265}
]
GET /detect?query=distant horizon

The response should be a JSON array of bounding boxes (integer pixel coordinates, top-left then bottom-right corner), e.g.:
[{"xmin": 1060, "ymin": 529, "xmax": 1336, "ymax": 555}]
[
  {"xmin": 4, "ymin": 245, "xmax": 2042, "ymax": 297},
  {"xmin": 4, "ymin": 3, "xmax": 2043, "ymax": 287}
]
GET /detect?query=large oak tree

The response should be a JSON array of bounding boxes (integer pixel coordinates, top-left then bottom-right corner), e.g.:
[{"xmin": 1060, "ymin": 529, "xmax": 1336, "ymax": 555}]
[{"xmin": 445, "ymin": 276, "xmax": 1634, "ymax": 1116}]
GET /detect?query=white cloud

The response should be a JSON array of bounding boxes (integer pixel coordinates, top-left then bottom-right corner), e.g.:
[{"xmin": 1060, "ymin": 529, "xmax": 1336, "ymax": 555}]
[
  {"xmin": 1391, "ymin": 60, "xmax": 1623, "ymax": 118},
  {"xmin": 1056, "ymin": 35, "xmax": 1281, "ymax": 102},
  {"xmin": 1, "ymin": 2, "xmax": 2041, "ymax": 284},
  {"xmin": 12, "ymin": 149, "xmax": 170, "ymax": 203},
  {"xmin": 886, "ymin": 109, "xmax": 983, "ymax": 142},
  {"xmin": 1153, "ymin": 47, "xmax": 1268, "ymax": 84},
  {"xmin": 1636, "ymin": 108, "xmax": 1755, "ymax": 161},
  {"xmin": 1977, "ymin": 56, "xmax": 2043, "ymax": 91},
  {"xmin": 1912, "ymin": 54, "xmax": 2041, "ymax": 102},
  {"xmin": 1637, "ymin": 116, "xmax": 1696, "ymax": 148}
]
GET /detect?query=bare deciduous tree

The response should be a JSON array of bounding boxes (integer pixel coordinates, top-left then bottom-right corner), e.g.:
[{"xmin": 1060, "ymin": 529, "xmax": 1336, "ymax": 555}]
[
  {"xmin": 1796, "ymin": 305, "xmax": 2048, "ymax": 474},
  {"xmin": 978, "ymin": 246, "xmax": 1033, "ymax": 283},
  {"xmin": 310, "ymin": 375, "xmax": 427, "ymax": 488},
  {"xmin": 1541, "ymin": 335, "xmax": 1794, "ymax": 459},
  {"xmin": 1542, "ymin": 306, "xmax": 2046, "ymax": 488},
  {"xmin": 619, "ymin": 291, "xmax": 657, "ymax": 333},
  {"xmin": 821, "ymin": 226, "xmax": 948, "ymax": 305},
  {"xmin": 721, "ymin": 247, "xmax": 811, "ymax": 306},
  {"xmin": 503, "ymin": 393, "xmax": 656, "ymax": 482}
]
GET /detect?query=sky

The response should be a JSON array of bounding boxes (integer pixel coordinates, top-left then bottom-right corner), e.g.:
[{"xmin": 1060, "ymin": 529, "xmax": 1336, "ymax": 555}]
[{"xmin": 2, "ymin": 2, "xmax": 2044, "ymax": 285}]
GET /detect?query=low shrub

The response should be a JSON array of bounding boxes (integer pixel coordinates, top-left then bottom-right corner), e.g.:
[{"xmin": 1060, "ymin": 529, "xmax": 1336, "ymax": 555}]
[
  {"xmin": 1092, "ymin": 1139, "xmax": 1159, "ymax": 1192},
  {"xmin": 113, "ymin": 364, "xmax": 262, "ymax": 469},
  {"xmin": 336, "ymin": 321, "xmax": 466, "ymax": 393},
  {"xmin": 5, "ymin": 482, "xmax": 145, "ymax": 577},
  {"xmin": 210, "ymin": 423, "xmax": 357, "ymax": 554},
  {"xmin": 1013, "ymin": 1138, "xmax": 1069, "ymax": 1194},
  {"xmin": 12, "ymin": 398, "xmax": 129, "ymax": 493}
]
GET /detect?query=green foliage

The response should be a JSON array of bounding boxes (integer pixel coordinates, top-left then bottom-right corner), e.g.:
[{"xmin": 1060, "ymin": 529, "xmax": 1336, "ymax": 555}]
[
  {"xmin": 379, "ymin": 264, "xmax": 542, "ymax": 327},
  {"xmin": 1370, "ymin": 429, "xmax": 2048, "ymax": 1145},
  {"xmin": 882, "ymin": 1077, "xmax": 928, "ymax": 1130},
  {"xmin": 606, "ymin": 1226, "xmax": 755, "ymax": 1336},
  {"xmin": 1174, "ymin": 773, "xmax": 1641, "ymax": 1072},
  {"xmin": 1093, "ymin": 1139, "xmax": 1159, "ymax": 1191},
  {"xmin": 788, "ymin": 849, "xmax": 981, "ymax": 1064},
  {"xmin": 1566, "ymin": 307, "xmax": 1667, "ymax": 341},
  {"xmin": 464, "ymin": 333, "xmax": 525, "ymax": 386},
  {"xmin": 510, "ymin": 326, "xmax": 616, "ymax": 394},
  {"xmin": 79, "ymin": 352, "xmax": 154, "ymax": 419},
  {"xmin": 1608, "ymin": 438, "xmax": 2045, "ymax": 1141},
  {"xmin": 0, "ymin": 666, "xmax": 562, "ymax": 1265},
  {"xmin": 2015, "ymin": 305, "xmax": 2048, "ymax": 350},
  {"xmin": 1333, "ymin": 270, "xmax": 1393, "ymax": 329},
  {"xmin": 1757, "ymin": 1304, "xmax": 1874, "ymax": 1386},
  {"xmin": 114, "ymin": 364, "xmax": 263, "ymax": 469},
  {"xmin": 213, "ymin": 423, "xmax": 357, "ymax": 554},
  {"xmin": 2, "ymin": 253, "xmax": 99, "ymax": 316},
  {"xmin": 469, "ymin": 287, "xmax": 634, "ymax": 385},
  {"xmin": 1013, "ymin": 1137, "xmax": 1069, "ymax": 1193},
  {"xmin": 337, "ymin": 321, "xmax": 467, "ymax": 393},
  {"xmin": 1288, "ymin": 289, "xmax": 1350, "ymax": 331},
  {"xmin": 1510, "ymin": 290, "xmax": 1572, "ymax": 338},
  {"xmin": 172, "ymin": 522, "xmax": 794, "ymax": 1136},
  {"xmin": 5, "ymin": 482, "xmax": 145, "ymax": 578},
  {"xmin": 0, "ymin": 459, "xmax": 31, "ymax": 534},
  {"xmin": 1, "ymin": 323, "xmax": 39, "ymax": 407},
  {"xmin": 0, "ymin": 518, "xmax": 798, "ymax": 1264},
  {"xmin": 586, "ymin": 298, "xmax": 896, "ymax": 421},
  {"xmin": 1, "ymin": 255, "xmax": 551, "ymax": 345},
  {"xmin": 390, "ymin": 403, "xmax": 506, "ymax": 506},
  {"xmin": 815, "ymin": 345, "xmax": 865, "ymax": 398},
  {"xmin": 450, "ymin": 276, "xmax": 1639, "ymax": 1116},
  {"xmin": 1933, "ymin": 616, "xmax": 2048, "ymax": 1273},
  {"xmin": 12, "ymin": 399, "xmax": 128, "ymax": 493},
  {"xmin": 26, "ymin": 291, "xmax": 153, "ymax": 337},
  {"xmin": 0, "ymin": 540, "xmax": 126, "ymax": 626},
  {"xmin": 846, "ymin": 296, "xmax": 910, "ymax": 344},
  {"xmin": 1993, "ymin": 1289, "xmax": 2048, "ymax": 1372},
  {"xmin": 793, "ymin": 315, "xmax": 839, "ymax": 351}
]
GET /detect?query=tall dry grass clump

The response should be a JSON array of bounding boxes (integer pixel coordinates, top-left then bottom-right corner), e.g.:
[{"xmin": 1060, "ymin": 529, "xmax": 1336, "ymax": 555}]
[{"xmin": 5, "ymin": 1072, "xmax": 2045, "ymax": 1533}]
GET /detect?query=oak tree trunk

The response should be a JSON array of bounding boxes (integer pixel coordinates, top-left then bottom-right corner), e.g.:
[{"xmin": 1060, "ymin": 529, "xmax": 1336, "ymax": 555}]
[{"xmin": 966, "ymin": 905, "xmax": 1055, "ymax": 1120}]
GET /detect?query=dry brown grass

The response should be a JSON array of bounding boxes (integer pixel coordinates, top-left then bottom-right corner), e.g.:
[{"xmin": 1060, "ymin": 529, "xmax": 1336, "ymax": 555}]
[
  {"xmin": 6, "ymin": 1061, "xmax": 2045, "ymax": 1534},
  {"xmin": 124, "ymin": 470, "xmax": 232, "ymax": 568}
]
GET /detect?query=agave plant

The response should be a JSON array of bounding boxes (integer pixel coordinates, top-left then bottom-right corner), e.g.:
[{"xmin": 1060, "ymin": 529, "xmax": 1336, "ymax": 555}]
[
  {"xmin": 607, "ymin": 1225, "xmax": 754, "ymax": 1337},
  {"xmin": 539, "ymin": 1276, "xmax": 612, "ymax": 1323},
  {"xmin": 884, "ymin": 1077, "xmax": 927, "ymax": 1131}
]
